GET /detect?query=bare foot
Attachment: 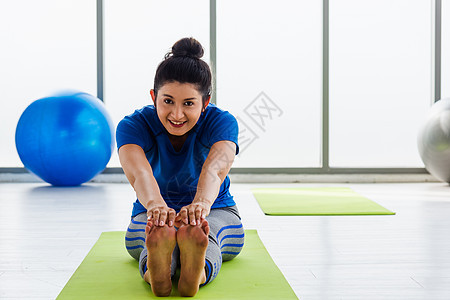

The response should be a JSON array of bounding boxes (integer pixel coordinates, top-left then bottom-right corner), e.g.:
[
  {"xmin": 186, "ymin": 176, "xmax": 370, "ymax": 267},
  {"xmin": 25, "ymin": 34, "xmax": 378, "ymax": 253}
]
[
  {"xmin": 145, "ymin": 220, "xmax": 176, "ymax": 297},
  {"xmin": 177, "ymin": 219, "xmax": 210, "ymax": 297}
]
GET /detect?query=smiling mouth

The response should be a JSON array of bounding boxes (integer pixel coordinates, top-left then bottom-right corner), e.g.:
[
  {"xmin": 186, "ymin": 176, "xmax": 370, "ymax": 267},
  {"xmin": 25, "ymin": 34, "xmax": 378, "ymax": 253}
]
[{"xmin": 169, "ymin": 120, "xmax": 187, "ymax": 127}]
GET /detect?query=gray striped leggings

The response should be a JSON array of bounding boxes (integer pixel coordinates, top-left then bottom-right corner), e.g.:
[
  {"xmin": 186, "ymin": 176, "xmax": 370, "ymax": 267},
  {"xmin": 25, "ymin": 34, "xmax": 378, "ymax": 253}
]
[{"xmin": 125, "ymin": 205, "xmax": 245, "ymax": 286}]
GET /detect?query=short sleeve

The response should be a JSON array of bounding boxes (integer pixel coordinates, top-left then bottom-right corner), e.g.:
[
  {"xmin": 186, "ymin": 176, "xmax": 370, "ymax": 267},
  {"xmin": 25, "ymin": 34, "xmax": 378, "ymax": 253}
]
[
  {"xmin": 208, "ymin": 111, "xmax": 240, "ymax": 155},
  {"xmin": 116, "ymin": 114, "xmax": 153, "ymax": 152}
]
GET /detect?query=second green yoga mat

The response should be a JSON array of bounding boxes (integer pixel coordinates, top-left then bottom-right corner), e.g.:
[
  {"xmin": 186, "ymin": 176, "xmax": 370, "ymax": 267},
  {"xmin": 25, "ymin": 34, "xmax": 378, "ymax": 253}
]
[
  {"xmin": 253, "ymin": 187, "xmax": 395, "ymax": 216},
  {"xmin": 57, "ymin": 230, "xmax": 297, "ymax": 299}
]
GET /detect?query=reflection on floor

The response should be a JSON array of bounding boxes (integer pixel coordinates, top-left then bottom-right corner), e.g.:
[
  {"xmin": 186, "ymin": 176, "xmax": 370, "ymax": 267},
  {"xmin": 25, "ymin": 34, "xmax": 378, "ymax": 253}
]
[{"xmin": 1, "ymin": 182, "xmax": 450, "ymax": 299}]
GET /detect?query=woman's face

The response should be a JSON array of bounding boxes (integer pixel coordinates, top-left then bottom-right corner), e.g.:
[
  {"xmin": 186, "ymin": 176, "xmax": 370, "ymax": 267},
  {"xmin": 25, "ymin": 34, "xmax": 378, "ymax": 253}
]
[{"xmin": 151, "ymin": 81, "xmax": 209, "ymax": 136}]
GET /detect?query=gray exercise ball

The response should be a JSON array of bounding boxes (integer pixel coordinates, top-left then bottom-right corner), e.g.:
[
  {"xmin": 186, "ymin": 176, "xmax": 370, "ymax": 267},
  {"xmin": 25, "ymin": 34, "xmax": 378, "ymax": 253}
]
[{"xmin": 418, "ymin": 98, "xmax": 450, "ymax": 183}]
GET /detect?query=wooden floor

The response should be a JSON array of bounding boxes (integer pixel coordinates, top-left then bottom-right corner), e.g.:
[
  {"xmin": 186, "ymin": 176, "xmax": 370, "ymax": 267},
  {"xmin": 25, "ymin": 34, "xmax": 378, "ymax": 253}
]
[{"xmin": 1, "ymin": 182, "xmax": 450, "ymax": 299}]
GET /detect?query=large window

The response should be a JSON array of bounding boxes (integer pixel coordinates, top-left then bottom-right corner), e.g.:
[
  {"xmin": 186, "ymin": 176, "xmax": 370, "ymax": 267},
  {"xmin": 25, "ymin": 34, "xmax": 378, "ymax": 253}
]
[
  {"xmin": 443, "ymin": 0, "xmax": 450, "ymax": 100},
  {"xmin": 104, "ymin": 0, "xmax": 209, "ymax": 167},
  {"xmin": 329, "ymin": 0, "xmax": 432, "ymax": 167},
  {"xmin": 0, "ymin": 0, "xmax": 96, "ymax": 167},
  {"xmin": 217, "ymin": 0, "xmax": 323, "ymax": 168},
  {"xmin": 0, "ymin": 1, "xmax": 440, "ymax": 172}
]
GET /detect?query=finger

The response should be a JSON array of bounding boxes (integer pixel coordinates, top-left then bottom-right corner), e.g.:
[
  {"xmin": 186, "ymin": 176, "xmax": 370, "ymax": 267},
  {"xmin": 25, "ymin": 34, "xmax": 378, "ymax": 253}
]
[
  {"xmin": 195, "ymin": 206, "xmax": 203, "ymax": 225},
  {"xmin": 179, "ymin": 208, "xmax": 189, "ymax": 225},
  {"xmin": 174, "ymin": 213, "xmax": 182, "ymax": 221},
  {"xmin": 153, "ymin": 209, "xmax": 160, "ymax": 226},
  {"xmin": 188, "ymin": 207, "xmax": 196, "ymax": 226},
  {"xmin": 159, "ymin": 210, "xmax": 168, "ymax": 226},
  {"xmin": 168, "ymin": 210, "xmax": 176, "ymax": 227},
  {"xmin": 201, "ymin": 208, "xmax": 210, "ymax": 220},
  {"xmin": 174, "ymin": 215, "xmax": 183, "ymax": 228}
]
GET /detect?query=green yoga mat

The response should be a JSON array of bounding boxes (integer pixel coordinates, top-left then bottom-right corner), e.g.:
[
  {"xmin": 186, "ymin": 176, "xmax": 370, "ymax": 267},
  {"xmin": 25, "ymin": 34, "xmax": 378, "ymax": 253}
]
[
  {"xmin": 57, "ymin": 230, "xmax": 297, "ymax": 299},
  {"xmin": 253, "ymin": 187, "xmax": 395, "ymax": 216}
]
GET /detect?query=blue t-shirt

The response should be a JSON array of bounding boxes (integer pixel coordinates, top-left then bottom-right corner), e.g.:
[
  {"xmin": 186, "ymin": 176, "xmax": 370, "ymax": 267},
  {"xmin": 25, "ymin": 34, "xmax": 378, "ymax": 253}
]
[{"xmin": 116, "ymin": 103, "xmax": 239, "ymax": 217}]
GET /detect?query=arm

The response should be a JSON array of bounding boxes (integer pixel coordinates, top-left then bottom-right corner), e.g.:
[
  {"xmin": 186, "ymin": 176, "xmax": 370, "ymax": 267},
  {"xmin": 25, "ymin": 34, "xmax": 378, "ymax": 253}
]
[
  {"xmin": 118, "ymin": 144, "xmax": 176, "ymax": 226},
  {"xmin": 176, "ymin": 140, "xmax": 236, "ymax": 226}
]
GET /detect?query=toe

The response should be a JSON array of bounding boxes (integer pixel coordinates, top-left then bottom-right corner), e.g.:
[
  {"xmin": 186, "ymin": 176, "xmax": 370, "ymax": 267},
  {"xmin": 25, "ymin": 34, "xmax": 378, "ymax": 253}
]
[{"xmin": 201, "ymin": 219, "xmax": 210, "ymax": 236}]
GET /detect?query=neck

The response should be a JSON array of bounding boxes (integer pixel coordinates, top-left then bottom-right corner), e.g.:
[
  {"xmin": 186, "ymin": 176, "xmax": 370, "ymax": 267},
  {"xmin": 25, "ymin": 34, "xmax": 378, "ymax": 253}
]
[{"xmin": 167, "ymin": 131, "xmax": 188, "ymax": 141}]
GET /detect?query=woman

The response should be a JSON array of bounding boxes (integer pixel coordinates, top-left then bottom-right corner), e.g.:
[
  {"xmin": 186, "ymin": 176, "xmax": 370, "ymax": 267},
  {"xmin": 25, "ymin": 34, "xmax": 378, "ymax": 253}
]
[{"xmin": 116, "ymin": 37, "xmax": 244, "ymax": 297}]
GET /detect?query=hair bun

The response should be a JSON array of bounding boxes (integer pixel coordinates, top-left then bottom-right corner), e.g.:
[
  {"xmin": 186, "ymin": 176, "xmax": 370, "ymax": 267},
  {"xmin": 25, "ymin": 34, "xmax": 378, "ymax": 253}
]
[{"xmin": 170, "ymin": 37, "xmax": 204, "ymax": 59}]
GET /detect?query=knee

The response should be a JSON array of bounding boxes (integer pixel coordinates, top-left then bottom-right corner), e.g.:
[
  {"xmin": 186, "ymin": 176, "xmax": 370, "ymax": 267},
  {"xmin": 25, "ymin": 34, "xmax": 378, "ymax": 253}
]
[
  {"xmin": 220, "ymin": 227, "xmax": 245, "ymax": 261},
  {"xmin": 125, "ymin": 219, "xmax": 146, "ymax": 260}
]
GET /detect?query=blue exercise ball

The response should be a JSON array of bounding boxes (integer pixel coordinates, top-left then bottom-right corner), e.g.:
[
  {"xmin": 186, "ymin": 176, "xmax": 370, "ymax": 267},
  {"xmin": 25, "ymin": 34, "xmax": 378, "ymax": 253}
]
[
  {"xmin": 417, "ymin": 98, "xmax": 450, "ymax": 183},
  {"xmin": 15, "ymin": 91, "xmax": 115, "ymax": 186}
]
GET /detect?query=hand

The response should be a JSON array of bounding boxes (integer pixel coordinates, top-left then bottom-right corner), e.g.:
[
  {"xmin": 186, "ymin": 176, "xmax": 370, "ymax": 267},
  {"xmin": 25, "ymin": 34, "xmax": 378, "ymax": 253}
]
[
  {"xmin": 147, "ymin": 205, "xmax": 176, "ymax": 227},
  {"xmin": 175, "ymin": 203, "xmax": 211, "ymax": 226}
]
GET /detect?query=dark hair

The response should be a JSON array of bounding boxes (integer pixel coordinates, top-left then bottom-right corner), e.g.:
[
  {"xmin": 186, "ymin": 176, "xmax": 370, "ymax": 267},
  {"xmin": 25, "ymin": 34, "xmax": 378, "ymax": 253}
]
[{"xmin": 153, "ymin": 37, "xmax": 212, "ymax": 105}]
